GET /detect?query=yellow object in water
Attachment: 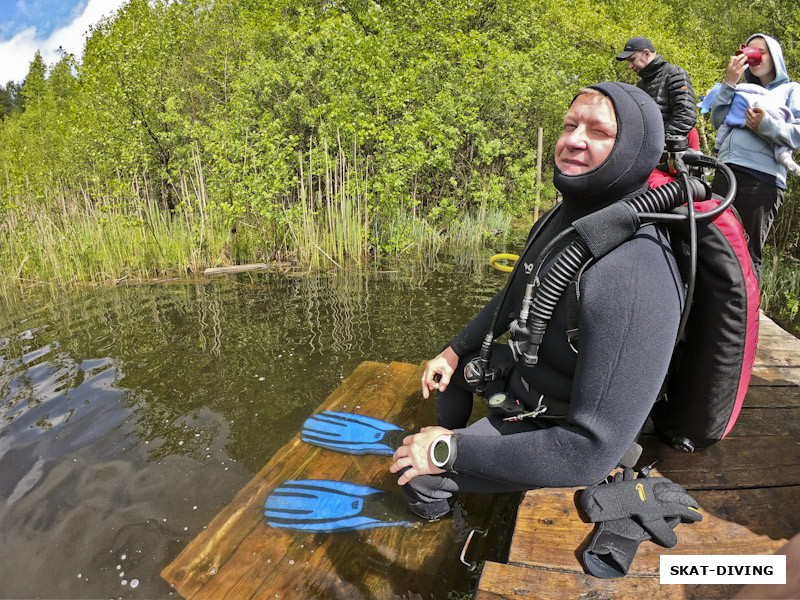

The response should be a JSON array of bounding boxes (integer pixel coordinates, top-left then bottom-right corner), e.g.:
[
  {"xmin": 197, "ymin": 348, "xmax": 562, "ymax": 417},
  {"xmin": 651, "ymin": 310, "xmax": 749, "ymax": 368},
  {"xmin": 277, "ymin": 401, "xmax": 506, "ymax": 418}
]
[{"xmin": 489, "ymin": 253, "xmax": 519, "ymax": 273}]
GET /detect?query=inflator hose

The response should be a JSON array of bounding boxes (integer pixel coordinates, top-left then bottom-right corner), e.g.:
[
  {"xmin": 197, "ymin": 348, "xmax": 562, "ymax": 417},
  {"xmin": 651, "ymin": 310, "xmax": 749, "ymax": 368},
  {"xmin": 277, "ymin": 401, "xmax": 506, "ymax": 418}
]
[
  {"xmin": 513, "ymin": 178, "xmax": 709, "ymax": 366},
  {"xmin": 469, "ymin": 154, "xmax": 737, "ymax": 390}
]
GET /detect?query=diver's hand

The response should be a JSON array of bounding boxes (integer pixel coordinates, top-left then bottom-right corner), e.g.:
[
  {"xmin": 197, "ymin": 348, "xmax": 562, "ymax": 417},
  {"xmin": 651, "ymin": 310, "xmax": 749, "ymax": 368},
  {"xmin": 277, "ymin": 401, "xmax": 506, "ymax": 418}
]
[
  {"xmin": 421, "ymin": 346, "xmax": 458, "ymax": 399},
  {"xmin": 745, "ymin": 106, "xmax": 766, "ymax": 132},
  {"xmin": 724, "ymin": 52, "xmax": 748, "ymax": 87},
  {"xmin": 390, "ymin": 426, "xmax": 451, "ymax": 485}
]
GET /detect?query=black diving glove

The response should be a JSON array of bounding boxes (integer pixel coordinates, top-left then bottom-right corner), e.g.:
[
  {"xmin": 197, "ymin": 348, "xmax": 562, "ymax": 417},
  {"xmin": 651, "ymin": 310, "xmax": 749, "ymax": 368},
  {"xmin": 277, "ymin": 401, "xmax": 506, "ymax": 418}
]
[
  {"xmin": 580, "ymin": 468, "xmax": 702, "ymax": 547},
  {"xmin": 579, "ymin": 469, "xmax": 702, "ymax": 579},
  {"xmin": 582, "ymin": 511, "xmax": 680, "ymax": 578}
]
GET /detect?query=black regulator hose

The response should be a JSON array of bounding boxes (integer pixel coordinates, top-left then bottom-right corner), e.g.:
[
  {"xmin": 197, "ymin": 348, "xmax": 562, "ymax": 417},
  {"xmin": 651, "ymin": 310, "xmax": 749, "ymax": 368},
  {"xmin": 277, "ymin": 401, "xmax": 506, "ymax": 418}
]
[
  {"xmin": 468, "ymin": 153, "xmax": 737, "ymax": 389},
  {"xmin": 462, "ymin": 212, "xmax": 555, "ymax": 393},
  {"xmin": 512, "ymin": 176, "xmax": 711, "ymax": 367},
  {"xmin": 674, "ymin": 153, "xmax": 698, "ymax": 346}
]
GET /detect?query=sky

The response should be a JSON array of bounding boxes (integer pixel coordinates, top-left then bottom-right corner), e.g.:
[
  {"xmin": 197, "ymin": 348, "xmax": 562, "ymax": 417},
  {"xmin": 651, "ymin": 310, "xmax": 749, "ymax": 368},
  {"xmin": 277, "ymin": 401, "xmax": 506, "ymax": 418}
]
[{"xmin": 0, "ymin": 0, "xmax": 128, "ymax": 85}]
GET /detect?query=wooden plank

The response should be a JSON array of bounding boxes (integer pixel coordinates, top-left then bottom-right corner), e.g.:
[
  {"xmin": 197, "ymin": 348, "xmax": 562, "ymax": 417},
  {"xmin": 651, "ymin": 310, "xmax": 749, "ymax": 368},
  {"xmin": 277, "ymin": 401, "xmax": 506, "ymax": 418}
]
[
  {"xmin": 476, "ymin": 561, "xmax": 753, "ymax": 600},
  {"xmin": 753, "ymin": 316, "xmax": 800, "ymax": 371},
  {"xmin": 724, "ymin": 407, "xmax": 800, "ymax": 436},
  {"xmin": 757, "ymin": 315, "xmax": 800, "ymax": 352},
  {"xmin": 637, "ymin": 436, "xmax": 800, "ymax": 490},
  {"xmin": 204, "ymin": 264, "xmax": 270, "ymax": 275},
  {"xmin": 750, "ymin": 366, "xmax": 800, "ymax": 387},
  {"xmin": 476, "ymin": 561, "xmax": 691, "ymax": 600},
  {"xmin": 162, "ymin": 361, "xmax": 507, "ymax": 600},
  {"xmin": 755, "ymin": 345, "xmax": 800, "ymax": 367},
  {"xmin": 161, "ymin": 361, "xmax": 391, "ymax": 598},
  {"xmin": 743, "ymin": 385, "xmax": 800, "ymax": 408},
  {"xmin": 170, "ymin": 361, "xmax": 419, "ymax": 599},
  {"xmin": 506, "ymin": 485, "xmax": 792, "ymax": 575},
  {"xmin": 479, "ymin": 486, "xmax": 799, "ymax": 600}
]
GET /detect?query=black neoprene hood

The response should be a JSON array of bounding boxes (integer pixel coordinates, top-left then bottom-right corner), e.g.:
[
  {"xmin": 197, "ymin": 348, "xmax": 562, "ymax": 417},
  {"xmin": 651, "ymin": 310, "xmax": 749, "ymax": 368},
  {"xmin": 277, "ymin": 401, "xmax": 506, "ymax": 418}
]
[{"xmin": 553, "ymin": 82, "xmax": 665, "ymax": 205}]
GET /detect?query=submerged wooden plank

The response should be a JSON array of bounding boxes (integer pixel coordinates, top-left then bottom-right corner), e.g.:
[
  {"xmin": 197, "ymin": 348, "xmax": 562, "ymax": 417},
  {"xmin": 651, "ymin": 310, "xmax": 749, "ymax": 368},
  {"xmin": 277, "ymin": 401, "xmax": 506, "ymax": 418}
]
[
  {"xmin": 161, "ymin": 361, "xmax": 392, "ymax": 598},
  {"xmin": 162, "ymin": 360, "xmax": 504, "ymax": 600}
]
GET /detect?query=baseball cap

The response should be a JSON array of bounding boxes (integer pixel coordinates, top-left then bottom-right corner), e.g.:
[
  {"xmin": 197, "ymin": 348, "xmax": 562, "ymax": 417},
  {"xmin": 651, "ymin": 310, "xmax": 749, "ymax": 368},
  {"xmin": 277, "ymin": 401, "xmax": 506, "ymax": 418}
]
[{"xmin": 616, "ymin": 37, "xmax": 655, "ymax": 60}]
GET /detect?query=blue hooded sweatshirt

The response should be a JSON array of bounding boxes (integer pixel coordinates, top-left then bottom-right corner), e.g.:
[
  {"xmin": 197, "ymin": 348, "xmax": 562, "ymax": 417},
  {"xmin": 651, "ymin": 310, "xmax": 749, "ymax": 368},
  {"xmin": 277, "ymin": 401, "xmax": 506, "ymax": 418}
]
[{"xmin": 711, "ymin": 34, "xmax": 800, "ymax": 189}]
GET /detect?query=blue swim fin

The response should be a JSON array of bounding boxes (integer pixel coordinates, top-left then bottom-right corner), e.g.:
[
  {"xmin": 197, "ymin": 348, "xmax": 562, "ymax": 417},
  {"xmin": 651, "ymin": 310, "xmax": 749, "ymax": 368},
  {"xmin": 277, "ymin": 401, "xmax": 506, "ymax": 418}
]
[
  {"xmin": 301, "ymin": 410, "xmax": 406, "ymax": 455},
  {"xmin": 264, "ymin": 479, "xmax": 411, "ymax": 532}
]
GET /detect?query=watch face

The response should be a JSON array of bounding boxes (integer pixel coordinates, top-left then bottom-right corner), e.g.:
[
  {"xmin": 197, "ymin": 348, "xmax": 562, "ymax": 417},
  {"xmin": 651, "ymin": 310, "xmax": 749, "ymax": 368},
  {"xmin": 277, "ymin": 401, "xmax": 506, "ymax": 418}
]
[{"xmin": 433, "ymin": 439, "xmax": 449, "ymax": 464}]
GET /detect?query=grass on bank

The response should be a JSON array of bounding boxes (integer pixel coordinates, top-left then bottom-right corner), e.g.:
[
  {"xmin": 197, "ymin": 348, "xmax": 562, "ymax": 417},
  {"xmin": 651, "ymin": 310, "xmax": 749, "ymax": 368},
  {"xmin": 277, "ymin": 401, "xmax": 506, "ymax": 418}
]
[
  {"xmin": 4, "ymin": 191, "xmax": 800, "ymax": 340},
  {"xmin": 0, "ymin": 190, "xmax": 512, "ymax": 305},
  {"xmin": 760, "ymin": 248, "xmax": 800, "ymax": 337},
  {"xmin": 1, "ymin": 136, "xmax": 513, "ymax": 302}
]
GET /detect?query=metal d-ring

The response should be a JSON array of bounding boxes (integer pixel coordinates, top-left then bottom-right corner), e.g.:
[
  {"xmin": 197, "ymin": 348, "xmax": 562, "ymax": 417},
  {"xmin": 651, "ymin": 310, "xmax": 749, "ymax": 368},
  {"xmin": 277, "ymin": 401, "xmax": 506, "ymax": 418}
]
[{"xmin": 459, "ymin": 528, "xmax": 488, "ymax": 571}]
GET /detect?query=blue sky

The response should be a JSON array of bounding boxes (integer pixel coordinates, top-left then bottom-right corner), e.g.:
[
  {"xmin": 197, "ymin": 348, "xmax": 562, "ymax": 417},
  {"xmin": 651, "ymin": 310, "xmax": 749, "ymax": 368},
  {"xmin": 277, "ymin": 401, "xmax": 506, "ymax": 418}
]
[{"xmin": 0, "ymin": 0, "xmax": 127, "ymax": 84}]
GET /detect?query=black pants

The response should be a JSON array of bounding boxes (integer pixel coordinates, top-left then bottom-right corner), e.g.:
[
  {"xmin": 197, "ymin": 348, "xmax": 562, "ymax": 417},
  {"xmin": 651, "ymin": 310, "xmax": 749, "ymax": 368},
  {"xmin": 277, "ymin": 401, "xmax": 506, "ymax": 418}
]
[{"xmin": 712, "ymin": 167, "xmax": 784, "ymax": 279}]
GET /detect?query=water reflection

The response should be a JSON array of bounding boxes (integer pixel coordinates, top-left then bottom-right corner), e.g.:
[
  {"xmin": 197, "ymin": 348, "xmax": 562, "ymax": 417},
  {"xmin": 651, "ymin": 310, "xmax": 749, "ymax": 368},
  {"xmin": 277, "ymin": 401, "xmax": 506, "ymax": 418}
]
[{"xmin": 0, "ymin": 255, "xmax": 509, "ymax": 598}]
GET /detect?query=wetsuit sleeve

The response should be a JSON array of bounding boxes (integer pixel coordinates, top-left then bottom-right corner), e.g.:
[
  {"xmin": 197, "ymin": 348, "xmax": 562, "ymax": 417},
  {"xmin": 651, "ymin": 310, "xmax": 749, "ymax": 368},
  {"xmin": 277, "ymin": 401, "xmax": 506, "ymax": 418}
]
[
  {"xmin": 710, "ymin": 82, "xmax": 736, "ymax": 129},
  {"xmin": 665, "ymin": 67, "xmax": 697, "ymax": 137},
  {"xmin": 450, "ymin": 229, "xmax": 683, "ymax": 487}
]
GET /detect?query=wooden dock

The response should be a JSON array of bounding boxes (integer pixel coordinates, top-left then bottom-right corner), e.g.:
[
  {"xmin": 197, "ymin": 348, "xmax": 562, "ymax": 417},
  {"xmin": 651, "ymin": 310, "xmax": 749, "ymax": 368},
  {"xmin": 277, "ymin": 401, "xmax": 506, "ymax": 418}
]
[
  {"xmin": 161, "ymin": 360, "xmax": 510, "ymax": 599},
  {"xmin": 476, "ymin": 314, "xmax": 800, "ymax": 599},
  {"xmin": 163, "ymin": 314, "xmax": 799, "ymax": 599}
]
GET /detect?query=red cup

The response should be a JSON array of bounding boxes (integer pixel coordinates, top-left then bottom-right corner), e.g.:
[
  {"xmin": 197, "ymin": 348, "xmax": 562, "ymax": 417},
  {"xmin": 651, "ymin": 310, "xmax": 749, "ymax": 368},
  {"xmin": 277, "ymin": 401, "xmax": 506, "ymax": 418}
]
[{"xmin": 736, "ymin": 44, "xmax": 762, "ymax": 66}]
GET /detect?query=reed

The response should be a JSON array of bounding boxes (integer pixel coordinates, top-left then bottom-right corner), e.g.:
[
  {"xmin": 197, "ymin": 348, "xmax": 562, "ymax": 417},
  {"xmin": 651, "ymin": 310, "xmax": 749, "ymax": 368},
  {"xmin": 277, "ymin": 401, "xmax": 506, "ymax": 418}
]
[
  {"xmin": 1, "ymin": 136, "xmax": 510, "ymax": 302},
  {"xmin": 760, "ymin": 249, "xmax": 800, "ymax": 336},
  {"xmin": 292, "ymin": 135, "xmax": 371, "ymax": 269}
]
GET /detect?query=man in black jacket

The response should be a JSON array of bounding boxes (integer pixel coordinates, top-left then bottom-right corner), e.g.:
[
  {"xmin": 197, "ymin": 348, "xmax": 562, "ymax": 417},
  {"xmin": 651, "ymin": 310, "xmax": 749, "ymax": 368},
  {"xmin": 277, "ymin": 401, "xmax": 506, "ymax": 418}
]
[{"xmin": 616, "ymin": 37, "xmax": 697, "ymax": 141}]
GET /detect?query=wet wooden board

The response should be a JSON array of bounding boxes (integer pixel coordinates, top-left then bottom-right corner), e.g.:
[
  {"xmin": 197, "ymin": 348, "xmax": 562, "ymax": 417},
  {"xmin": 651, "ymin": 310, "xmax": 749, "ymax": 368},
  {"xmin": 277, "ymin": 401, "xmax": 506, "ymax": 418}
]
[
  {"xmin": 477, "ymin": 561, "xmax": 742, "ymax": 600},
  {"xmin": 476, "ymin": 315, "xmax": 800, "ymax": 600},
  {"xmin": 506, "ymin": 485, "xmax": 796, "ymax": 572},
  {"xmin": 161, "ymin": 360, "xmax": 506, "ymax": 600}
]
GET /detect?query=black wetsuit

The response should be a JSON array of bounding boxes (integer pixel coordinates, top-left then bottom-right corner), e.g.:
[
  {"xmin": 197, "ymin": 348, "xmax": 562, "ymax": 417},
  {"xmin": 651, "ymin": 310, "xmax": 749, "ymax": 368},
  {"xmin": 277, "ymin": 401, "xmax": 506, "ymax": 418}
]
[{"xmin": 403, "ymin": 82, "xmax": 684, "ymax": 519}]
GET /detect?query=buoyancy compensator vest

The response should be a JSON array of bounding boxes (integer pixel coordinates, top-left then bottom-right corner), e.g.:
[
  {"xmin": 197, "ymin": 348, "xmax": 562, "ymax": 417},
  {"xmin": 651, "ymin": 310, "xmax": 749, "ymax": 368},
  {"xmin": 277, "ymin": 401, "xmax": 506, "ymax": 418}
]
[{"xmin": 470, "ymin": 151, "xmax": 758, "ymax": 452}]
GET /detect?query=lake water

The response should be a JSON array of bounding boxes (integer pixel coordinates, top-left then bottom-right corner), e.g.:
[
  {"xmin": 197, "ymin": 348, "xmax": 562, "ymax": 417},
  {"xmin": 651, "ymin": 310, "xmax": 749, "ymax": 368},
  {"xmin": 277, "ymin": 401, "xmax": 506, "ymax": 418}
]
[{"xmin": 0, "ymin": 254, "xmax": 512, "ymax": 599}]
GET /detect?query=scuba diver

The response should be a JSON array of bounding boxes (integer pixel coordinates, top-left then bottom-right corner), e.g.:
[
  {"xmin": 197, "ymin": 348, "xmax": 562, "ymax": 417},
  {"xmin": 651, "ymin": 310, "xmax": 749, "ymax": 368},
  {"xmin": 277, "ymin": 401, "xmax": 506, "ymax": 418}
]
[{"xmin": 389, "ymin": 82, "xmax": 686, "ymax": 519}]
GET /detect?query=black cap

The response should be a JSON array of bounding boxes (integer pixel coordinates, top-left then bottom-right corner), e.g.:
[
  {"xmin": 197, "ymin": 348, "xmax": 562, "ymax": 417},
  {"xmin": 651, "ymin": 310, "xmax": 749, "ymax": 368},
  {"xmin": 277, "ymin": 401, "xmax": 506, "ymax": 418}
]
[{"xmin": 616, "ymin": 37, "xmax": 655, "ymax": 60}]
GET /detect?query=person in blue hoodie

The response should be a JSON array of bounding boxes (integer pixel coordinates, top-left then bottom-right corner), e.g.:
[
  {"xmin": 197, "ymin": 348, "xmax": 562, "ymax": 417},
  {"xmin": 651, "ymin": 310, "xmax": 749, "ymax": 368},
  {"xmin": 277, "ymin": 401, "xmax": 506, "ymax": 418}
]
[{"xmin": 710, "ymin": 34, "xmax": 800, "ymax": 277}]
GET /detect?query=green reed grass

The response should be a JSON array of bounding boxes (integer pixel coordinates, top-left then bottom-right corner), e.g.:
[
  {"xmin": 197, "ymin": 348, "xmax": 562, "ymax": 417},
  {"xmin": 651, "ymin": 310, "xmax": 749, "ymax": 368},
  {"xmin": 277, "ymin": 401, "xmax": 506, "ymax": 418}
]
[
  {"xmin": 1, "ymin": 137, "xmax": 510, "ymax": 303},
  {"xmin": 760, "ymin": 248, "xmax": 800, "ymax": 336}
]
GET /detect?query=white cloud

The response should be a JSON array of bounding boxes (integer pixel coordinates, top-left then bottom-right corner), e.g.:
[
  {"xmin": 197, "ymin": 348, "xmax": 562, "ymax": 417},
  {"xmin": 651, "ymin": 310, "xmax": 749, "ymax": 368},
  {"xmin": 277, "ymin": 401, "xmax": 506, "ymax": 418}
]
[{"xmin": 0, "ymin": 0, "xmax": 127, "ymax": 85}]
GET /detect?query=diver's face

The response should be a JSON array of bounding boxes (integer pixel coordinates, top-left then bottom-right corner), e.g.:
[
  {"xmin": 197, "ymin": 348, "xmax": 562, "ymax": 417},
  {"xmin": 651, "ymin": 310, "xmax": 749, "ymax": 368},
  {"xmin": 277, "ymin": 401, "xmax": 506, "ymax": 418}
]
[{"xmin": 555, "ymin": 94, "xmax": 617, "ymax": 175}]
